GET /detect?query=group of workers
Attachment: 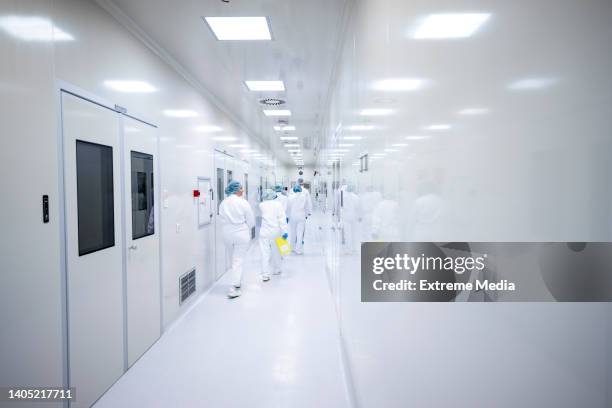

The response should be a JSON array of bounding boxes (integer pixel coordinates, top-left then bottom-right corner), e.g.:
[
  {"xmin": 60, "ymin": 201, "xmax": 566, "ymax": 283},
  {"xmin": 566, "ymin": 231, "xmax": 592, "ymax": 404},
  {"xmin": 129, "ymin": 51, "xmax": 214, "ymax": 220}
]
[{"xmin": 218, "ymin": 178, "xmax": 313, "ymax": 299}]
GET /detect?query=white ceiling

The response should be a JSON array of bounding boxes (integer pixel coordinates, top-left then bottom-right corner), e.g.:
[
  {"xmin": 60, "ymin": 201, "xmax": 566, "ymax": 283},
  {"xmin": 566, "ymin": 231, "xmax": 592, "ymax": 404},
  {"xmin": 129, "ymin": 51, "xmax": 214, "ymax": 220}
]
[{"xmin": 106, "ymin": 0, "xmax": 348, "ymax": 167}]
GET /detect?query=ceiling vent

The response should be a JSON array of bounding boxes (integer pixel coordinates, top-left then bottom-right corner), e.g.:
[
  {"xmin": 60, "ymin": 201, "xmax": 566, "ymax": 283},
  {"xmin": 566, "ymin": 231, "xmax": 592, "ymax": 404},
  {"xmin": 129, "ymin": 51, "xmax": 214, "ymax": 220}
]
[{"xmin": 259, "ymin": 98, "xmax": 286, "ymax": 106}]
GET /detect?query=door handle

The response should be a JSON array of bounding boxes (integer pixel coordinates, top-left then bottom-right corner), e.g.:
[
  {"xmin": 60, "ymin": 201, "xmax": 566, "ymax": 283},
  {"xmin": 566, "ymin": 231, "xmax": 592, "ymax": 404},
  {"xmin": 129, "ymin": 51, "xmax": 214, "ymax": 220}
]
[{"xmin": 129, "ymin": 245, "xmax": 138, "ymax": 250}]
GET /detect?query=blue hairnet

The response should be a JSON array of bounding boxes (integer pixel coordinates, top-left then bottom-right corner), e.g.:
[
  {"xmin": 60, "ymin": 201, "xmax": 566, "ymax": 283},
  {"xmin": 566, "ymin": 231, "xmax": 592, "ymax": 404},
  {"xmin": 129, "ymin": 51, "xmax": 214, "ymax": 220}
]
[
  {"xmin": 225, "ymin": 180, "xmax": 242, "ymax": 196},
  {"xmin": 274, "ymin": 185, "xmax": 283, "ymax": 192},
  {"xmin": 262, "ymin": 189, "xmax": 277, "ymax": 201},
  {"xmin": 293, "ymin": 185, "xmax": 302, "ymax": 193},
  {"xmin": 297, "ymin": 178, "xmax": 304, "ymax": 184}
]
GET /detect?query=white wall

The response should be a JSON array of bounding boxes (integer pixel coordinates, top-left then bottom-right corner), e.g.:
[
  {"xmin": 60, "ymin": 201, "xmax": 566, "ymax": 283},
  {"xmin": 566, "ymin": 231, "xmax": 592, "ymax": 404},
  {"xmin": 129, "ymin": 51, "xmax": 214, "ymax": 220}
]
[
  {"xmin": 0, "ymin": 0, "xmax": 282, "ymax": 398},
  {"xmin": 322, "ymin": 0, "xmax": 612, "ymax": 407}
]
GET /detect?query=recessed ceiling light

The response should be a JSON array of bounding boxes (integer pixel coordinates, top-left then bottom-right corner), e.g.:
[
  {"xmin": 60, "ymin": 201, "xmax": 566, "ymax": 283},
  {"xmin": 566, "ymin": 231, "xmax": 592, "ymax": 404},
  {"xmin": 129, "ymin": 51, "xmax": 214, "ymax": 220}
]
[
  {"xmin": 360, "ymin": 108, "xmax": 394, "ymax": 116},
  {"xmin": 229, "ymin": 144, "xmax": 247, "ymax": 148},
  {"xmin": 425, "ymin": 124, "xmax": 451, "ymax": 130},
  {"xmin": 458, "ymin": 107, "xmax": 489, "ymax": 115},
  {"xmin": 163, "ymin": 109, "xmax": 199, "ymax": 118},
  {"xmin": 273, "ymin": 125, "xmax": 295, "ymax": 131},
  {"xmin": 280, "ymin": 136, "xmax": 298, "ymax": 140},
  {"xmin": 372, "ymin": 78, "xmax": 426, "ymax": 92},
  {"xmin": 245, "ymin": 80, "xmax": 285, "ymax": 91},
  {"xmin": 405, "ymin": 135, "xmax": 430, "ymax": 140},
  {"xmin": 0, "ymin": 16, "xmax": 74, "ymax": 41},
  {"xmin": 204, "ymin": 17, "xmax": 271, "ymax": 41},
  {"xmin": 346, "ymin": 125, "xmax": 374, "ymax": 131},
  {"xmin": 195, "ymin": 125, "xmax": 223, "ymax": 132},
  {"xmin": 288, "ymin": 149, "xmax": 301, "ymax": 152},
  {"xmin": 413, "ymin": 13, "xmax": 491, "ymax": 39},
  {"xmin": 391, "ymin": 143, "xmax": 409, "ymax": 147},
  {"xmin": 338, "ymin": 143, "xmax": 354, "ymax": 147},
  {"xmin": 104, "ymin": 80, "xmax": 157, "ymax": 93},
  {"xmin": 284, "ymin": 144, "xmax": 300, "ymax": 147},
  {"xmin": 213, "ymin": 136, "xmax": 237, "ymax": 141},
  {"xmin": 508, "ymin": 77, "xmax": 558, "ymax": 90},
  {"xmin": 263, "ymin": 109, "xmax": 291, "ymax": 116},
  {"xmin": 343, "ymin": 136, "xmax": 363, "ymax": 140}
]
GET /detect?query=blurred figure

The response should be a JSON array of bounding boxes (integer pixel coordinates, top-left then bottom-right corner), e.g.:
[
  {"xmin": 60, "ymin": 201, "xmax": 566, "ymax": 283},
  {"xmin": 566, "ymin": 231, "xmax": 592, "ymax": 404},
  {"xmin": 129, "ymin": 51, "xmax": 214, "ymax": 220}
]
[
  {"xmin": 342, "ymin": 185, "xmax": 361, "ymax": 253},
  {"xmin": 287, "ymin": 185, "xmax": 312, "ymax": 255},
  {"xmin": 359, "ymin": 186, "xmax": 382, "ymax": 240},
  {"xmin": 408, "ymin": 181, "xmax": 448, "ymax": 241},
  {"xmin": 273, "ymin": 184, "xmax": 288, "ymax": 213},
  {"xmin": 259, "ymin": 189, "xmax": 288, "ymax": 281},
  {"xmin": 297, "ymin": 177, "xmax": 313, "ymax": 209},
  {"xmin": 371, "ymin": 192, "xmax": 400, "ymax": 241},
  {"xmin": 218, "ymin": 180, "xmax": 255, "ymax": 299}
]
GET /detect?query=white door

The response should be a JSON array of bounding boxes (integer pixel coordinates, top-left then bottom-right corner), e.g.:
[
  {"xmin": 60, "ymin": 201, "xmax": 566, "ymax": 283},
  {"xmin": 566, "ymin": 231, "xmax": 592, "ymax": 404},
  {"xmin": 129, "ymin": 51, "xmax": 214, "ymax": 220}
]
[
  {"xmin": 62, "ymin": 91, "xmax": 124, "ymax": 408},
  {"xmin": 122, "ymin": 116, "xmax": 161, "ymax": 367}
]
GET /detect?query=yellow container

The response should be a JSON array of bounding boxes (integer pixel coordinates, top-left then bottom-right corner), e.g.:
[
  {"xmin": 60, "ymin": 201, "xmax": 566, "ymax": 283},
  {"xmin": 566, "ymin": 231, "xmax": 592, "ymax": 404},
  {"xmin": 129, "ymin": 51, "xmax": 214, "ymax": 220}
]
[{"xmin": 275, "ymin": 236, "xmax": 291, "ymax": 255}]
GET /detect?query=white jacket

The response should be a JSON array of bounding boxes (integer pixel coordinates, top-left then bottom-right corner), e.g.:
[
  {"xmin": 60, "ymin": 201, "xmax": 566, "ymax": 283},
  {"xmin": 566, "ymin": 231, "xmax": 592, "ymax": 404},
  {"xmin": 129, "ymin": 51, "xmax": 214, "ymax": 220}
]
[
  {"xmin": 258, "ymin": 200, "xmax": 288, "ymax": 239},
  {"xmin": 274, "ymin": 194, "xmax": 288, "ymax": 213},
  {"xmin": 219, "ymin": 194, "xmax": 255, "ymax": 237},
  {"xmin": 287, "ymin": 191, "xmax": 312, "ymax": 219}
]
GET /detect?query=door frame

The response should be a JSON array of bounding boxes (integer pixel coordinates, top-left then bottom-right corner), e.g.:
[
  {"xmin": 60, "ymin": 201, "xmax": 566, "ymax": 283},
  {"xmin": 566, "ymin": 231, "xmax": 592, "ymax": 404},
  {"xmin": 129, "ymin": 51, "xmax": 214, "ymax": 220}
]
[{"xmin": 55, "ymin": 80, "xmax": 161, "ymax": 407}]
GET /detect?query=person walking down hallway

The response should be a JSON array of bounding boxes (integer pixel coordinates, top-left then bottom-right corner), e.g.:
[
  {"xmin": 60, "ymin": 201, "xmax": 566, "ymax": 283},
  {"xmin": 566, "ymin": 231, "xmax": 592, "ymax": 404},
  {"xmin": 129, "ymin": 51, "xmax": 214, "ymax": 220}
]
[
  {"xmin": 218, "ymin": 180, "xmax": 255, "ymax": 299},
  {"xmin": 259, "ymin": 189, "xmax": 289, "ymax": 281},
  {"xmin": 287, "ymin": 184, "xmax": 312, "ymax": 255}
]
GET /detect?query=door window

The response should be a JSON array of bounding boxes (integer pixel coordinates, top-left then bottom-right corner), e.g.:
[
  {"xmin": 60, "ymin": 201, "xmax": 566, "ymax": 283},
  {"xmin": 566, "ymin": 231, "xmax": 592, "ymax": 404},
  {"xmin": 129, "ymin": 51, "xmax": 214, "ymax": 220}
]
[
  {"xmin": 76, "ymin": 140, "xmax": 115, "ymax": 256},
  {"xmin": 216, "ymin": 168, "xmax": 224, "ymax": 214},
  {"xmin": 131, "ymin": 151, "xmax": 154, "ymax": 239}
]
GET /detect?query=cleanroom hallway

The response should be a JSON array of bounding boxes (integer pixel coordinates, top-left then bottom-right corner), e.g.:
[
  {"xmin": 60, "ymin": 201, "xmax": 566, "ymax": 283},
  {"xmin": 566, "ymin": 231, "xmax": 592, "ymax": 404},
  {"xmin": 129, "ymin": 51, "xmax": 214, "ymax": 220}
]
[{"xmin": 94, "ymin": 213, "xmax": 350, "ymax": 408}]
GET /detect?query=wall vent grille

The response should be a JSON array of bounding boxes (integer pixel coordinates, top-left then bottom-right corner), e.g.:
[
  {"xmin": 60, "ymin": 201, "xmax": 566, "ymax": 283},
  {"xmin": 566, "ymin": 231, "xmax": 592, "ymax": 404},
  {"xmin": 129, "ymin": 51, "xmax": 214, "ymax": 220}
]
[{"xmin": 179, "ymin": 268, "xmax": 196, "ymax": 304}]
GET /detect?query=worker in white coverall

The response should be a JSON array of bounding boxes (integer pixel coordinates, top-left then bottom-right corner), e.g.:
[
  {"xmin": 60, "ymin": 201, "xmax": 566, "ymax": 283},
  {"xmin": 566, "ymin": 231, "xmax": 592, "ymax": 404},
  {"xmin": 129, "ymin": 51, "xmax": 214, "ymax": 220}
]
[
  {"xmin": 218, "ymin": 180, "xmax": 255, "ymax": 299},
  {"xmin": 273, "ymin": 184, "xmax": 288, "ymax": 213},
  {"xmin": 287, "ymin": 184, "xmax": 312, "ymax": 255},
  {"xmin": 342, "ymin": 185, "xmax": 361, "ymax": 253},
  {"xmin": 259, "ymin": 189, "xmax": 289, "ymax": 280}
]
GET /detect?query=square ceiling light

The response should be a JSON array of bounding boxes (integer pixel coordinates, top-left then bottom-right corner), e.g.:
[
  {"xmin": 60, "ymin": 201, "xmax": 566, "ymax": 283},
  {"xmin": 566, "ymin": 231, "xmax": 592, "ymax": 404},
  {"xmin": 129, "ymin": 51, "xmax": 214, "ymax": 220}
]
[
  {"xmin": 245, "ymin": 80, "xmax": 284, "ymax": 91},
  {"xmin": 413, "ymin": 13, "xmax": 490, "ymax": 39},
  {"xmin": 263, "ymin": 109, "xmax": 291, "ymax": 116},
  {"xmin": 280, "ymin": 136, "xmax": 298, "ymax": 140},
  {"xmin": 274, "ymin": 125, "xmax": 295, "ymax": 131},
  {"xmin": 163, "ymin": 109, "xmax": 199, "ymax": 118},
  {"xmin": 204, "ymin": 17, "xmax": 271, "ymax": 40},
  {"xmin": 195, "ymin": 125, "xmax": 223, "ymax": 132},
  {"xmin": 372, "ymin": 78, "xmax": 426, "ymax": 92}
]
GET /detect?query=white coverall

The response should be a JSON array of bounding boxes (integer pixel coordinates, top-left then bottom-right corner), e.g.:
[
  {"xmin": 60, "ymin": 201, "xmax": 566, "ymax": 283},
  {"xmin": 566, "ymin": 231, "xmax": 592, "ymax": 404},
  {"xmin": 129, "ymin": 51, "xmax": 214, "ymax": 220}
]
[
  {"xmin": 342, "ymin": 191, "xmax": 361, "ymax": 252},
  {"xmin": 258, "ymin": 200, "xmax": 288, "ymax": 277},
  {"xmin": 274, "ymin": 193, "xmax": 289, "ymax": 213},
  {"xmin": 218, "ymin": 194, "xmax": 255, "ymax": 287},
  {"xmin": 287, "ymin": 191, "xmax": 312, "ymax": 254}
]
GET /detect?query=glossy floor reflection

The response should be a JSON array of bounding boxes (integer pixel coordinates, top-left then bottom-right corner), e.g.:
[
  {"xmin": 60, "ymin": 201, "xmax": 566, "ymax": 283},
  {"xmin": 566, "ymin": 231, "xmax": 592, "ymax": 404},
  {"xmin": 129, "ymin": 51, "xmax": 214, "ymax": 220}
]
[{"xmin": 94, "ymin": 214, "xmax": 349, "ymax": 408}]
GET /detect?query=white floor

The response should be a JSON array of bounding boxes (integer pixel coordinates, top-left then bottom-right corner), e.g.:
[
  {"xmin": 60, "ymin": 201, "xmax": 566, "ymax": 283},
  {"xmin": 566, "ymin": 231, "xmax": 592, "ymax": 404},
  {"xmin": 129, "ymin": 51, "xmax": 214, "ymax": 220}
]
[{"xmin": 95, "ymin": 214, "xmax": 350, "ymax": 408}]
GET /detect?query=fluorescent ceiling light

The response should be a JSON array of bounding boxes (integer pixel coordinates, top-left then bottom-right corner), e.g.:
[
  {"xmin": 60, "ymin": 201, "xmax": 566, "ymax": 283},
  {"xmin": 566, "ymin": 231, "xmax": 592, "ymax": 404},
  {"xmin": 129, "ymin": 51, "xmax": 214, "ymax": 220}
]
[
  {"xmin": 245, "ymin": 80, "xmax": 284, "ymax": 91},
  {"xmin": 163, "ymin": 109, "xmax": 199, "ymax": 118},
  {"xmin": 288, "ymin": 149, "xmax": 301, "ymax": 152},
  {"xmin": 346, "ymin": 125, "xmax": 374, "ymax": 131},
  {"xmin": 229, "ymin": 144, "xmax": 247, "ymax": 148},
  {"xmin": 373, "ymin": 78, "xmax": 425, "ymax": 92},
  {"xmin": 284, "ymin": 144, "xmax": 300, "ymax": 147},
  {"xmin": 0, "ymin": 16, "xmax": 74, "ymax": 41},
  {"xmin": 274, "ymin": 125, "xmax": 295, "ymax": 131},
  {"xmin": 413, "ymin": 13, "xmax": 491, "ymax": 39},
  {"xmin": 195, "ymin": 125, "xmax": 223, "ymax": 132},
  {"xmin": 508, "ymin": 77, "xmax": 558, "ymax": 90},
  {"xmin": 425, "ymin": 124, "xmax": 451, "ymax": 130},
  {"xmin": 405, "ymin": 135, "xmax": 430, "ymax": 140},
  {"xmin": 360, "ymin": 108, "xmax": 394, "ymax": 116},
  {"xmin": 343, "ymin": 136, "xmax": 363, "ymax": 140},
  {"xmin": 458, "ymin": 107, "xmax": 489, "ymax": 115},
  {"xmin": 263, "ymin": 109, "xmax": 291, "ymax": 116},
  {"xmin": 280, "ymin": 136, "xmax": 298, "ymax": 140},
  {"xmin": 213, "ymin": 136, "xmax": 237, "ymax": 141},
  {"xmin": 392, "ymin": 143, "xmax": 409, "ymax": 147},
  {"xmin": 338, "ymin": 143, "xmax": 354, "ymax": 147},
  {"xmin": 104, "ymin": 80, "xmax": 156, "ymax": 93},
  {"xmin": 204, "ymin": 17, "xmax": 271, "ymax": 41}
]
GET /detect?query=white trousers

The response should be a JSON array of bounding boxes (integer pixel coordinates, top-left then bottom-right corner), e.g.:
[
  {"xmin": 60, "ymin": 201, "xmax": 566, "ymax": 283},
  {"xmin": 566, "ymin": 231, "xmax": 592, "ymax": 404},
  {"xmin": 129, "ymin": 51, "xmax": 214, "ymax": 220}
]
[
  {"xmin": 289, "ymin": 218, "xmax": 305, "ymax": 254},
  {"xmin": 223, "ymin": 226, "xmax": 250, "ymax": 287},
  {"xmin": 259, "ymin": 237, "xmax": 281, "ymax": 277}
]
